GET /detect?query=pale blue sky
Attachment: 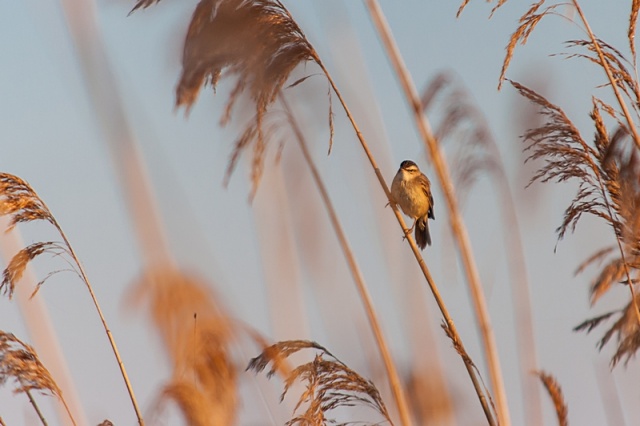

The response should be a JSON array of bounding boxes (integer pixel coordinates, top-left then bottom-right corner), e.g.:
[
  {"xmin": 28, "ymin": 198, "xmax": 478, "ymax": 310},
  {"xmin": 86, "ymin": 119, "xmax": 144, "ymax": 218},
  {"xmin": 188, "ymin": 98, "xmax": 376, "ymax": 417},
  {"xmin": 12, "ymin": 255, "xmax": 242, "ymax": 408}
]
[{"xmin": 1, "ymin": 0, "xmax": 638, "ymax": 425}]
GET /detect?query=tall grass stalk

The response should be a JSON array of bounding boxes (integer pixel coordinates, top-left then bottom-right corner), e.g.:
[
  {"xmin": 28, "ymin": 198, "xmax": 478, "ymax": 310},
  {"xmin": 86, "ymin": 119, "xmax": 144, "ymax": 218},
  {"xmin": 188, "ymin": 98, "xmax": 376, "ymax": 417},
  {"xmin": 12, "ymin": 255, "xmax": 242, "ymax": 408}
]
[
  {"xmin": 25, "ymin": 389, "xmax": 50, "ymax": 426},
  {"xmin": 0, "ymin": 330, "xmax": 77, "ymax": 426},
  {"xmin": 315, "ymin": 30, "xmax": 497, "ymax": 426},
  {"xmin": 364, "ymin": 1, "xmax": 509, "ymax": 424},
  {"xmin": 11, "ymin": 190, "xmax": 144, "ymax": 426},
  {"xmin": 422, "ymin": 73, "xmax": 542, "ymax": 425},
  {"xmin": 58, "ymin": 0, "xmax": 173, "ymax": 268},
  {"xmin": 280, "ymin": 93, "xmax": 412, "ymax": 426},
  {"xmin": 53, "ymin": 0, "xmax": 183, "ymax": 421}
]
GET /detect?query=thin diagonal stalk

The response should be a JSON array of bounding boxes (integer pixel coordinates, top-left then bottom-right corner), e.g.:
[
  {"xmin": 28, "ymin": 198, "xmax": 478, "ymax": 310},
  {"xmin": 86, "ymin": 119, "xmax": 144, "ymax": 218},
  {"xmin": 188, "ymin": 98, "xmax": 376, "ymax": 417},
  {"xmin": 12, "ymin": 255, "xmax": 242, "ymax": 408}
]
[
  {"xmin": 24, "ymin": 189, "xmax": 144, "ymax": 426},
  {"xmin": 572, "ymin": 0, "xmax": 640, "ymax": 151},
  {"xmin": 57, "ymin": 0, "xmax": 182, "ymax": 422},
  {"xmin": 38, "ymin": 196, "xmax": 144, "ymax": 426},
  {"xmin": 314, "ymin": 47, "xmax": 496, "ymax": 426},
  {"xmin": 25, "ymin": 389, "xmax": 49, "ymax": 426},
  {"xmin": 58, "ymin": 0, "xmax": 173, "ymax": 267},
  {"xmin": 24, "ymin": 387, "xmax": 76, "ymax": 426},
  {"xmin": 280, "ymin": 93, "xmax": 411, "ymax": 426},
  {"xmin": 363, "ymin": 1, "xmax": 509, "ymax": 425},
  {"xmin": 0, "ymin": 220, "xmax": 86, "ymax": 426},
  {"xmin": 62, "ymin": 237, "xmax": 141, "ymax": 425}
]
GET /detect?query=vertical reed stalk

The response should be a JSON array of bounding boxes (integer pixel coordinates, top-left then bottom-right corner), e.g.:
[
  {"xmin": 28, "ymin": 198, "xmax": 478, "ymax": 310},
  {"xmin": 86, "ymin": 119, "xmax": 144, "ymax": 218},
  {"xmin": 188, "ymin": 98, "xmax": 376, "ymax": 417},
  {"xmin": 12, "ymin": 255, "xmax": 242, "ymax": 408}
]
[
  {"xmin": 493, "ymin": 169, "xmax": 542, "ymax": 426},
  {"xmin": 363, "ymin": 1, "xmax": 510, "ymax": 424},
  {"xmin": 280, "ymin": 93, "xmax": 412, "ymax": 426},
  {"xmin": 315, "ymin": 49, "xmax": 496, "ymax": 426}
]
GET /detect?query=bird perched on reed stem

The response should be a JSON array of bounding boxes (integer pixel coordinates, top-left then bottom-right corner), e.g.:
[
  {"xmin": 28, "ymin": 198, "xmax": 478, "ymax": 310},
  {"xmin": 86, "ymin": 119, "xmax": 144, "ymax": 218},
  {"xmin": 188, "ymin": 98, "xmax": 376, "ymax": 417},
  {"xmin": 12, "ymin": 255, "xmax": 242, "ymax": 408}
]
[{"xmin": 391, "ymin": 160, "xmax": 435, "ymax": 249}]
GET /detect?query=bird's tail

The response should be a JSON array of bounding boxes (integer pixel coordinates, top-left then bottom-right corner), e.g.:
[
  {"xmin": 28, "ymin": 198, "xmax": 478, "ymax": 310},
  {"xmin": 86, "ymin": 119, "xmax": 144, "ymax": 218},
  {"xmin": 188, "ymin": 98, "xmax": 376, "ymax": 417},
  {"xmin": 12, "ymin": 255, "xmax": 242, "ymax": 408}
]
[{"xmin": 415, "ymin": 216, "xmax": 431, "ymax": 249}]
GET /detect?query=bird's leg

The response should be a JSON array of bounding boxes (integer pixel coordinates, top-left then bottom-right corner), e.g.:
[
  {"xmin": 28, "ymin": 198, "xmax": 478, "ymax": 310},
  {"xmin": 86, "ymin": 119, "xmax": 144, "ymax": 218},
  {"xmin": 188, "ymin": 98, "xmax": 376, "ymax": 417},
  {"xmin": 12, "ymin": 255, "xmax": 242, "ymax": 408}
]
[
  {"xmin": 402, "ymin": 219, "xmax": 416, "ymax": 240},
  {"xmin": 385, "ymin": 197, "xmax": 396, "ymax": 209}
]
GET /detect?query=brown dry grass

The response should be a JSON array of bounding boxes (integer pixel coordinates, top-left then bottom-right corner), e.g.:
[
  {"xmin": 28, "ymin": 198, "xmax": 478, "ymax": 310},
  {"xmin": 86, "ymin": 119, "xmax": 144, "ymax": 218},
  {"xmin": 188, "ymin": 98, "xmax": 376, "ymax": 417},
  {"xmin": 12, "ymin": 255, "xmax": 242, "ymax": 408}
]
[
  {"xmin": 247, "ymin": 340, "xmax": 392, "ymax": 425},
  {"xmin": 0, "ymin": 331, "xmax": 75, "ymax": 425},
  {"xmin": 0, "ymin": 171, "xmax": 143, "ymax": 423},
  {"xmin": 470, "ymin": 0, "xmax": 640, "ymax": 375},
  {"xmin": 510, "ymin": 77, "xmax": 640, "ymax": 366},
  {"xmin": 132, "ymin": 0, "xmax": 321, "ymax": 198},
  {"xmin": 7, "ymin": 0, "xmax": 640, "ymax": 424},
  {"xmin": 0, "ymin": 331, "xmax": 61, "ymax": 398}
]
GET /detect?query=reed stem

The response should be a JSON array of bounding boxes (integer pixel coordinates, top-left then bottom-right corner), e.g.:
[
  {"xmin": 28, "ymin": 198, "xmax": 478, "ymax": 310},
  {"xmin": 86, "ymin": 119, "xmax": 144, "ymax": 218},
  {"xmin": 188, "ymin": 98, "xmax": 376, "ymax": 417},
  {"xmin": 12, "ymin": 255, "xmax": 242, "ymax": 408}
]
[
  {"xmin": 280, "ymin": 93, "xmax": 412, "ymax": 426},
  {"xmin": 363, "ymin": 1, "xmax": 509, "ymax": 424},
  {"xmin": 316, "ymin": 49, "xmax": 496, "ymax": 426}
]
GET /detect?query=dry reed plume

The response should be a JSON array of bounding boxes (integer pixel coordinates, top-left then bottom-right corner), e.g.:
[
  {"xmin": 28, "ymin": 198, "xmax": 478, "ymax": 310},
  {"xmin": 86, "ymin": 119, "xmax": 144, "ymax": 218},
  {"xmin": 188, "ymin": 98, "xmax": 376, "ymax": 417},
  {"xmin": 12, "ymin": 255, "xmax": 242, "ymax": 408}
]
[
  {"xmin": 129, "ymin": 268, "xmax": 241, "ymax": 426},
  {"xmin": 131, "ymin": 1, "xmax": 415, "ymax": 424},
  {"xmin": 0, "ymin": 172, "xmax": 143, "ymax": 424},
  {"xmin": 506, "ymin": 26, "xmax": 640, "ymax": 368},
  {"xmin": 460, "ymin": 0, "xmax": 640, "ymax": 369},
  {"xmin": 248, "ymin": 340, "xmax": 392, "ymax": 425},
  {"xmin": 132, "ymin": 0, "xmax": 323, "ymax": 198},
  {"xmin": 364, "ymin": 3, "xmax": 501, "ymax": 423},
  {"xmin": 130, "ymin": 0, "xmax": 532, "ymax": 424},
  {"xmin": 0, "ymin": 330, "xmax": 74, "ymax": 425}
]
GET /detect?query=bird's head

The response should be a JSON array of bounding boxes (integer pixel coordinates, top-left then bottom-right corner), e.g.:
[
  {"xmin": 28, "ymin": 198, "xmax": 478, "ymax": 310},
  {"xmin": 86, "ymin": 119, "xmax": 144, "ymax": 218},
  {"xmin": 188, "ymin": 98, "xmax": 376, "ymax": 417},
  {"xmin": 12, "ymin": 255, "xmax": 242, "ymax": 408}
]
[{"xmin": 399, "ymin": 160, "xmax": 420, "ymax": 176}]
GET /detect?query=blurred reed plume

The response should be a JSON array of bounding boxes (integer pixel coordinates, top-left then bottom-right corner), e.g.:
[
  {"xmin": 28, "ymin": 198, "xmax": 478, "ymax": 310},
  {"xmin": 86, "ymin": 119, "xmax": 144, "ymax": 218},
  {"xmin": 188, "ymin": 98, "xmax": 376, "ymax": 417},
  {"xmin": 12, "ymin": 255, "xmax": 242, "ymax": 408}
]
[
  {"xmin": 129, "ymin": 268, "xmax": 240, "ymax": 426},
  {"xmin": 0, "ymin": 330, "xmax": 74, "ymax": 425},
  {"xmin": 535, "ymin": 371, "xmax": 568, "ymax": 426},
  {"xmin": 247, "ymin": 340, "xmax": 392, "ymax": 425},
  {"xmin": 421, "ymin": 71, "xmax": 542, "ymax": 426},
  {"xmin": 0, "ymin": 171, "xmax": 143, "ymax": 423},
  {"xmin": 131, "ymin": 0, "xmax": 322, "ymax": 197}
]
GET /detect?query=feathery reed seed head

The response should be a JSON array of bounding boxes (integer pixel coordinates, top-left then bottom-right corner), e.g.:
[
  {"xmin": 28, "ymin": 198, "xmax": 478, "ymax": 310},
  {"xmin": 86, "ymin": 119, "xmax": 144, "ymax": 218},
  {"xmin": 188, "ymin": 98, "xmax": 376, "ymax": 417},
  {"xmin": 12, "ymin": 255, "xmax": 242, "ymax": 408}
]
[
  {"xmin": 248, "ymin": 340, "xmax": 391, "ymax": 425},
  {"xmin": 131, "ymin": 0, "xmax": 321, "ymax": 196},
  {"xmin": 0, "ymin": 331, "xmax": 61, "ymax": 398}
]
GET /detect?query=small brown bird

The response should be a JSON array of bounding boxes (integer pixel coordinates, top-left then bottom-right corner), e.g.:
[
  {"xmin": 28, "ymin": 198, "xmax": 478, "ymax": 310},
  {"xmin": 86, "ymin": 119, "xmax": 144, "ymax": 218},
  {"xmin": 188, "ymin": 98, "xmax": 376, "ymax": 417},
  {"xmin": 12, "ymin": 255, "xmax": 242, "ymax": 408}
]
[{"xmin": 391, "ymin": 160, "xmax": 435, "ymax": 249}]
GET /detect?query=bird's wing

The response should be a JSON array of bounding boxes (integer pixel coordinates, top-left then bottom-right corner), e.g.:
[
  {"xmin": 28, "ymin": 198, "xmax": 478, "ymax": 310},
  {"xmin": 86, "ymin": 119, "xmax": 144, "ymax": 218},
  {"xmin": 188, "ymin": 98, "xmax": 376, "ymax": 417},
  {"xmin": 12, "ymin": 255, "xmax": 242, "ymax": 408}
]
[{"xmin": 420, "ymin": 174, "xmax": 435, "ymax": 220}]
